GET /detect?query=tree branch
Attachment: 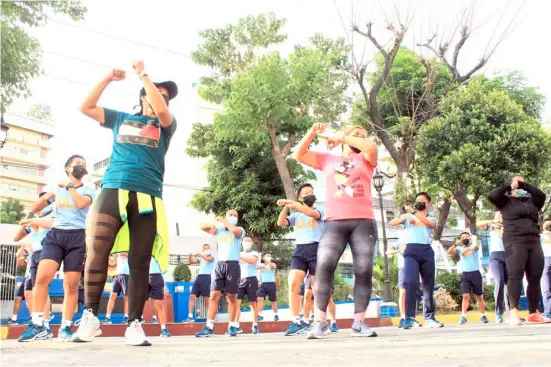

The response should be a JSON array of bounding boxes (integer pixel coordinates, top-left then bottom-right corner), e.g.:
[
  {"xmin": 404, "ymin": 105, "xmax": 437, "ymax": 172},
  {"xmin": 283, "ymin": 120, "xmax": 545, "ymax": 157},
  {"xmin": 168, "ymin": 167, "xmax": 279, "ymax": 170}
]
[
  {"xmin": 267, "ymin": 125, "xmax": 281, "ymax": 154},
  {"xmin": 451, "ymin": 25, "xmax": 470, "ymax": 69},
  {"xmin": 281, "ymin": 133, "xmax": 296, "ymax": 157}
]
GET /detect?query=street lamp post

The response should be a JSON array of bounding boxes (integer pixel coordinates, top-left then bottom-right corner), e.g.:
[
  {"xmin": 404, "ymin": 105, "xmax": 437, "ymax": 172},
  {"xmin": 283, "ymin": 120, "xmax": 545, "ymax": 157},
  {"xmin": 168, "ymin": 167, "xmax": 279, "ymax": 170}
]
[
  {"xmin": 0, "ymin": 115, "xmax": 9, "ymax": 149},
  {"xmin": 373, "ymin": 170, "xmax": 392, "ymax": 302}
]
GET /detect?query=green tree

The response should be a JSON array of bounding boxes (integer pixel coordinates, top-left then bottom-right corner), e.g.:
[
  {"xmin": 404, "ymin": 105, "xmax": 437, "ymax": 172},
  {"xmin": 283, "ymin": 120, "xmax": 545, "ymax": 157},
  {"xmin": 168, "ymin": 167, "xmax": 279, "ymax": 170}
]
[
  {"xmin": 173, "ymin": 263, "xmax": 192, "ymax": 282},
  {"xmin": 186, "ymin": 124, "xmax": 312, "ymax": 242},
  {"xmin": 1, "ymin": 1, "xmax": 86, "ymax": 113},
  {"xmin": 26, "ymin": 103, "xmax": 53, "ymax": 120},
  {"xmin": 416, "ymin": 77, "xmax": 551, "ymax": 232},
  {"xmin": 259, "ymin": 240, "xmax": 295, "ymax": 270},
  {"xmin": 192, "ymin": 13, "xmax": 349, "ymax": 200},
  {"xmin": 1, "ymin": 198, "xmax": 25, "ymax": 224}
]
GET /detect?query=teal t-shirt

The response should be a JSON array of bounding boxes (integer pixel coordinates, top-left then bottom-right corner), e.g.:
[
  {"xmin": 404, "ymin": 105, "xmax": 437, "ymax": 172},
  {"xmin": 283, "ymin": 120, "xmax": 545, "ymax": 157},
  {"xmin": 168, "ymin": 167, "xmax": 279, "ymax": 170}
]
[{"xmin": 101, "ymin": 108, "xmax": 177, "ymax": 198}]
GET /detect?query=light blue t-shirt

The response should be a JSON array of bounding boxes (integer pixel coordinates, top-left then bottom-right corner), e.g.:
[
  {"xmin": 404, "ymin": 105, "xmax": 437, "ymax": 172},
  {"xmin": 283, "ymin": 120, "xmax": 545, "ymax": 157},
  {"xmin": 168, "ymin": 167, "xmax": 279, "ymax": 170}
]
[
  {"xmin": 402, "ymin": 214, "xmax": 436, "ymax": 245},
  {"xmin": 48, "ymin": 184, "xmax": 96, "ymax": 230},
  {"xmin": 239, "ymin": 250, "xmax": 259, "ymax": 278},
  {"xmin": 26, "ymin": 210, "xmax": 56, "ymax": 252},
  {"xmin": 542, "ymin": 234, "xmax": 551, "ymax": 257},
  {"xmin": 489, "ymin": 227, "xmax": 504, "ymax": 253},
  {"xmin": 116, "ymin": 255, "xmax": 130, "ymax": 275},
  {"xmin": 457, "ymin": 246, "xmax": 480, "ymax": 272},
  {"xmin": 216, "ymin": 225, "xmax": 246, "ymax": 261},
  {"xmin": 261, "ymin": 264, "xmax": 276, "ymax": 283},
  {"xmin": 197, "ymin": 255, "xmax": 216, "ymax": 275},
  {"xmin": 394, "ymin": 243, "xmax": 405, "ymax": 269},
  {"xmin": 101, "ymin": 109, "xmax": 177, "ymax": 198},
  {"xmin": 149, "ymin": 257, "xmax": 162, "ymax": 274},
  {"xmin": 287, "ymin": 208, "xmax": 324, "ymax": 245}
]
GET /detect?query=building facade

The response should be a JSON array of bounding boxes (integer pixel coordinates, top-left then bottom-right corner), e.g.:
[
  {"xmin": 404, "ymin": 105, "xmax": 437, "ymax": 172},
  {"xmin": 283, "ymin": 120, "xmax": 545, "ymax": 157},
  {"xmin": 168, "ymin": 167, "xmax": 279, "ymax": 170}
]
[{"xmin": 0, "ymin": 113, "xmax": 55, "ymax": 212}]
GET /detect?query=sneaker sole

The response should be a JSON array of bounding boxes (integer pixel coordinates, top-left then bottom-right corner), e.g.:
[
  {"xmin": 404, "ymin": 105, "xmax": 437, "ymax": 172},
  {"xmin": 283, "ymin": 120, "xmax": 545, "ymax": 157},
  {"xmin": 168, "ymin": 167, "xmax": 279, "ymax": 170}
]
[
  {"xmin": 71, "ymin": 328, "xmax": 102, "ymax": 343},
  {"xmin": 195, "ymin": 334, "xmax": 213, "ymax": 338},
  {"xmin": 306, "ymin": 331, "xmax": 330, "ymax": 340},
  {"xmin": 351, "ymin": 330, "xmax": 377, "ymax": 337}
]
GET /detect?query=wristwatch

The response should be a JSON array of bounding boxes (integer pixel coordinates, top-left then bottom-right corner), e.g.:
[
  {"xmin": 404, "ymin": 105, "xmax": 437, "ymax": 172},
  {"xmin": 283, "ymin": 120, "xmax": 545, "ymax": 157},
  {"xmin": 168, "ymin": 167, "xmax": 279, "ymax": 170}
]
[
  {"xmin": 139, "ymin": 71, "xmax": 148, "ymax": 79},
  {"xmin": 66, "ymin": 183, "xmax": 75, "ymax": 191}
]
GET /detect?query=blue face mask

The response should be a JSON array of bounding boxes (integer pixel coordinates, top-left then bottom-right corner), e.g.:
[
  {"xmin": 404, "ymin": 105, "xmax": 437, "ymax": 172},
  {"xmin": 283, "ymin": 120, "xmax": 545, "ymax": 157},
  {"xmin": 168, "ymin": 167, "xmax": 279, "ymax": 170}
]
[
  {"xmin": 513, "ymin": 189, "xmax": 527, "ymax": 197},
  {"xmin": 204, "ymin": 250, "xmax": 211, "ymax": 256},
  {"xmin": 227, "ymin": 217, "xmax": 238, "ymax": 226},
  {"xmin": 243, "ymin": 242, "xmax": 252, "ymax": 251}
]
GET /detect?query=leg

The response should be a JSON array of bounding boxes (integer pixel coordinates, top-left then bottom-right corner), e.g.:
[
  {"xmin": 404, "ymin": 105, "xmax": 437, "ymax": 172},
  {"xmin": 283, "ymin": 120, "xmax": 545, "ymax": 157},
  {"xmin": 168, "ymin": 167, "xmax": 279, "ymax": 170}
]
[
  {"xmin": 206, "ymin": 291, "xmax": 221, "ymax": 321},
  {"xmin": 475, "ymin": 295, "xmax": 486, "ymax": 314},
  {"xmin": 250, "ymin": 301, "xmax": 258, "ymax": 323},
  {"xmin": 504, "ymin": 242, "xmax": 529, "ymax": 318},
  {"xmin": 234, "ymin": 299, "xmax": 242, "ymax": 322},
  {"xmin": 328, "ymin": 296, "xmax": 336, "ymax": 322},
  {"xmin": 541, "ymin": 257, "xmax": 551, "ymax": 315},
  {"xmin": 257, "ymin": 295, "xmax": 265, "ymax": 316},
  {"xmin": 399, "ymin": 288, "xmax": 406, "ymax": 317},
  {"xmin": 106, "ymin": 293, "xmax": 118, "ymax": 317},
  {"xmin": 123, "ymin": 295, "xmax": 129, "ymax": 316},
  {"xmin": 154, "ymin": 300, "xmax": 167, "ymax": 325},
  {"xmin": 11, "ymin": 297, "xmax": 23, "ymax": 319},
  {"xmin": 403, "ymin": 252, "xmax": 420, "ymax": 319},
  {"xmin": 227, "ymin": 293, "xmax": 238, "ymax": 324},
  {"xmin": 525, "ymin": 244, "xmax": 545, "ymax": 314},
  {"xmin": 489, "ymin": 255, "xmax": 506, "ymax": 315},
  {"xmin": 84, "ymin": 189, "xmax": 123, "ymax": 316},
  {"xmin": 62, "ymin": 272, "xmax": 82, "ymax": 323},
  {"xmin": 32, "ymin": 260, "xmax": 59, "ymax": 316},
  {"xmin": 271, "ymin": 300, "xmax": 278, "ymax": 314},
  {"xmin": 188, "ymin": 294, "xmax": 197, "ymax": 318},
  {"xmin": 348, "ymin": 220, "xmax": 377, "ymax": 322},
  {"xmin": 24, "ymin": 291, "xmax": 33, "ymax": 314},
  {"xmin": 419, "ymin": 248, "xmax": 436, "ymax": 320},
  {"xmin": 126, "ymin": 193, "xmax": 157, "ymax": 323},
  {"xmin": 304, "ymin": 288, "xmax": 314, "ymax": 320},
  {"xmin": 288, "ymin": 269, "xmax": 306, "ymax": 318},
  {"xmin": 314, "ymin": 222, "xmax": 350, "ymax": 320},
  {"xmin": 461, "ymin": 294, "xmax": 470, "ymax": 315}
]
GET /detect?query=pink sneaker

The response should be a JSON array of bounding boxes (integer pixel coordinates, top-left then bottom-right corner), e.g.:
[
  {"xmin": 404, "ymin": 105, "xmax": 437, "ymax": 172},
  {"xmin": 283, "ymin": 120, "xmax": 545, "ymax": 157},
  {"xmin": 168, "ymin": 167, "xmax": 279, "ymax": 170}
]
[{"xmin": 527, "ymin": 313, "xmax": 551, "ymax": 324}]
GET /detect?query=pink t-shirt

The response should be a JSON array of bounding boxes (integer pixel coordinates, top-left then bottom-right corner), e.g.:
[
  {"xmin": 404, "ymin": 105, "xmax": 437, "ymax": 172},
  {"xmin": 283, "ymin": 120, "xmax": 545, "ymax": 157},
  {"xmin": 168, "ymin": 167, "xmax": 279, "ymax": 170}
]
[{"xmin": 313, "ymin": 151, "xmax": 376, "ymax": 221}]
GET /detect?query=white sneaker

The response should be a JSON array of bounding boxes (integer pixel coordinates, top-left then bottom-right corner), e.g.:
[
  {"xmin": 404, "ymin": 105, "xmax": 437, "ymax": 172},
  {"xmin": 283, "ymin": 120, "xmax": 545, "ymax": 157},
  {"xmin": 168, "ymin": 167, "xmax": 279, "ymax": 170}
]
[
  {"xmin": 351, "ymin": 321, "xmax": 378, "ymax": 337},
  {"xmin": 124, "ymin": 320, "xmax": 151, "ymax": 346},
  {"xmin": 71, "ymin": 309, "xmax": 102, "ymax": 343}
]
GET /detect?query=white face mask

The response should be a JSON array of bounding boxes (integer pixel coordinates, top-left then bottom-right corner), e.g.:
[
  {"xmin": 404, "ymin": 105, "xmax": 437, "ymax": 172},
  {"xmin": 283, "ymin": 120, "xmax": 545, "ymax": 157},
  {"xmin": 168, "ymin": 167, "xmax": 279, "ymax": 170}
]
[
  {"xmin": 227, "ymin": 216, "xmax": 238, "ymax": 226},
  {"xmin": 243, "ymin": 242, "xmax": 252, "ymax": 251},
  {"xmin": 204, "ymin": 250, "xmax": 211, "ymax": 256},
  {"xmin": 265, "ymin": 256, "xmax": 271, "ymax": 262}
]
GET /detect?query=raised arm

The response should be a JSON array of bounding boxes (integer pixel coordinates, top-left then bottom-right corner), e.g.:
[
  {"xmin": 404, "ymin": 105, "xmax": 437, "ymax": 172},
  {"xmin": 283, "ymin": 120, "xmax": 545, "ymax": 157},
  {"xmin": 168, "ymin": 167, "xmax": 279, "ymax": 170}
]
[
  {"xmin": 294, "ymin": 123, "xmax": 326, "ymax": 169},
  {"xmin": 31, "ymin": 192, "xmax": 54, "ymax": 214},
  {"xmin": 240, "ymin": 253, "xmax": 258, "ymax": 265},
  {"xmin": 59, "ymin": 182, "xmax": 92, "ymax": 209},
  {"xmin": 524, "ymin": 182, "xmax": 547, "ymax": 210},
  {"xmin": 80, "ymin": 70, "xmax": 125, "ymax": 124},
  {"xmin": 216, "ymin": 217, "xmax": 243, "ymax": 237},
  {"xmin": 342, "ymin": 134, "xmax": 378, "ymax": 167},
  {"xmin": 277, "ymin": 205, "xmax": 291, "ymax": 227},
  {"xmin": 488, "ymin": 185, "xmax": 510, "ymax": 209},
  {"xmin": 200, "ymin": 224, "xmax": 217, "ymax": 235},
  {"xmin": 133, "ymin": 61, "xmax": 173, "ymax": 128},
  {"xmin": 197, "ymin": 252, "xmax": 214, "ymax": 262},
  {"xmin": 13, "ymin": 225, "xmax": 30, "ymax": 242},
  {"xmin": 389, "ymin": 217, "xmax": 408, "ymax": 227}
]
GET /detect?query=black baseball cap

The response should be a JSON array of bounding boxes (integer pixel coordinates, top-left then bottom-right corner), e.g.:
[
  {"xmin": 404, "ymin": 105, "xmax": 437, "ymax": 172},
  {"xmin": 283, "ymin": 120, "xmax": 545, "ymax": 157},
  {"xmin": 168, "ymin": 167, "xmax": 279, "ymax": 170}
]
[{"xmin": 139, "ymin": 81, "xmax": 178, "ymax": 100}]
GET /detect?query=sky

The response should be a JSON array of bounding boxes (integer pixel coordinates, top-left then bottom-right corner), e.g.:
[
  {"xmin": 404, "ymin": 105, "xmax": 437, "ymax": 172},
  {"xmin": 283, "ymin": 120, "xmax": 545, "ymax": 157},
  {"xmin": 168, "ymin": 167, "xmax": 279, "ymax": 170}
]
[{"xmin": 10, "ymin": 0, "xmax": 551, "ymax": 187}]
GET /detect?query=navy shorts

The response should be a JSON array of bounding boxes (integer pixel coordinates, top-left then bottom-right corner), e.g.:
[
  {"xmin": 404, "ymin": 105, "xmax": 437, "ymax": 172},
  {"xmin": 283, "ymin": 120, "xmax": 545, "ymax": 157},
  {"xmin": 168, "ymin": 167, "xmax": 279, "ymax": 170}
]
[
  {"xmin": 237, "ymin": 276, "xmax": 258, "ymax": 301},
  {"xmin": 398, "ymin": 268, "xmax": 405, "ymax": 289},
  {"xmin": 148, "ymin": 273, "xmax": 165, "ymax": 300},
  {"xmin": 212, "ymin": 261, "xmax": 240, "ymax": 294},
  {"xmin": 112, "ymin": 274, "xmax": 129, "ymax": 296},
  {"xmin": 30, "ymin": 250, "xmax": 41, "ymax": 287},
  {"xmin": 258, "ymin": 282, "xmax": 277, "ymax": 301},
  {"xmin": 15, "ymin": 280, "xmax": 25, "ymax": 298},
  {"xmin": 290, "ymin": 242, "xmax": 318, "ymax": 275},
  {"xmin": 24, "ymin": 276, "xmax": 33, "ymax": 291},
  {"xmin": 40, "ymin": 228, "xmax": 86, "ymax": 272},
  {"xmin": 191, "ymin": 274, "xmax": 212, "ymax": 297},
  {"xmin": 460, "ymin": 271, "xmax": 483, "ymax": 296},
  {"xmin": 299, "ymin": 282, "xmax": 305, "ymax": 296}
]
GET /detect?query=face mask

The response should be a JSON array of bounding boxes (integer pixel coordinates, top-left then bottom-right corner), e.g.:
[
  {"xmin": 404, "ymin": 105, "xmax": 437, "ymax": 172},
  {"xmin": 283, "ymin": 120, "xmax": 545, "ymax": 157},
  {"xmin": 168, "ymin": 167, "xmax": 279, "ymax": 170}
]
[
  {"xmin": 71, "ymin": 165, "xmax": 88, "ymax": 180},
  {"xmin": 204, "ymin": 250, "xmax": 211, "ymax": 256},
  {"xmin": 414, "ymin": 202, "xmax": 427, "ymax": 211},
  {"xmin": 302, "ymin": 195, "xmax": 316, "ymax": 207},
  {"xmin": 544, "ymin": 224, "xmax": 551, "ymax": 232},
  {"xmin": 265, "ymin": 256, "xmax": 272, "ymax": 262},
  {"xmin": 243, "ymin": 242, "xmax": 252, "ymax": 251},
  {"xmin": 461, "ymin": 238, "xmax": 470, "ymax": 246},
  {"xmin": 513, "ymin": 189, "xmax": 527, "ymax": 197},
  {"xmin": 227, "ymin": 217, "xmax": 238, "ymax": 226}
]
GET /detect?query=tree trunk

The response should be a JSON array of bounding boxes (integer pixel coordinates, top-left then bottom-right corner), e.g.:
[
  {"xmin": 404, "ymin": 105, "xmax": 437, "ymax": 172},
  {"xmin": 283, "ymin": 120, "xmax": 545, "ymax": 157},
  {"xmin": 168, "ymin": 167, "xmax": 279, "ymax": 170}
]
[
  {"xmin": 453, "ymin": 188, "xmax": 477, "ymax": 234},
  {"xmin": 433, "ymin": 198, "xmax": 451, "ymax": 241},
  {"xmin": 267, "ymin": 126, "xmax": 297, "ymax": 200}
]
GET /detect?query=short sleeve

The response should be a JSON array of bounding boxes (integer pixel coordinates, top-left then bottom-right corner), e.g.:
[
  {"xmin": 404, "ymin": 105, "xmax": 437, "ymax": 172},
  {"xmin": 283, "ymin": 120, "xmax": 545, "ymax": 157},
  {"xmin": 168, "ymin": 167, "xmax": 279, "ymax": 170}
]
[
  {"xmin": 83, "ymin": 185, "xmax": 97, "ymax": 202},
  {"xmin": 25, "ymin": 227, "xmax": 32, "ymax": 234},
  {"xmin": 311, "ymin": 151, "xmax": 329, "ymax": 171},
  {"xmin": 238, "ymin": 227, "xmax": 246, "ymax": 239},
  {"xmin": 251, "ymin": 251, "xmax": 259, "ymax": 259},
  {"xmin": 287, "ymin": 212, "xmax": 297, "ymax": 226},
  {"xmin": 103, "ymin": 108, "xmax": 122, "ymax": 130},
  {"xmin": 162, "ymin": 116, "xmax": 177, "ymax": 138},
  {"xmin": 196, "ymin": 257, "xmax": 202, "ymax": 263},
  {"xmin": 316, "ymin": 207, "xmax": 324, "ymax": 219}
]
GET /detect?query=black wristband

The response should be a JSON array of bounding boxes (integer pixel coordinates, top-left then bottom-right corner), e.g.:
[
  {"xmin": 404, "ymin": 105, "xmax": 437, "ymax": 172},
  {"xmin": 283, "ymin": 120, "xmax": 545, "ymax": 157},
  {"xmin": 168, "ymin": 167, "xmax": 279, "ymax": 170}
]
[{"xmin": 66, "ymin": 183, "xmax": 75, "ymax": 191}]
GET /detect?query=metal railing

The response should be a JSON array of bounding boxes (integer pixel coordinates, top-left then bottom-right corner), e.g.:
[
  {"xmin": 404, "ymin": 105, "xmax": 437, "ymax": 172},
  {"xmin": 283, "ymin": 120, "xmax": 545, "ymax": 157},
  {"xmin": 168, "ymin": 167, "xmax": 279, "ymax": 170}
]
[{"xmin": 0, "ymin": 244, "xmax": 19, "ymax": 318}]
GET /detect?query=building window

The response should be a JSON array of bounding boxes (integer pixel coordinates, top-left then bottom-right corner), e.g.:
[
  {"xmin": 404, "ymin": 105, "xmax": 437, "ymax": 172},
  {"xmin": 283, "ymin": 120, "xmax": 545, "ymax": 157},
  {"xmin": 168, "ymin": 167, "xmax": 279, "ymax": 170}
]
[
  {"xmin": 2, "ymin": 164, "xmax": 40, "ymax": 176},
  {"xmin": 1, "ymin": 183, "xmax": 35, "ymax": 194}
]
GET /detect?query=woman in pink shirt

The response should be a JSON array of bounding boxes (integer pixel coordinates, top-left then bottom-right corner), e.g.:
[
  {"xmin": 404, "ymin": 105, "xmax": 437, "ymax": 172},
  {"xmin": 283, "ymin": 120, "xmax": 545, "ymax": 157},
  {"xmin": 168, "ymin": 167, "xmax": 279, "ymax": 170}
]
[{"xmin": 295, "ymin": 123, "xmax": 378, "ymax": 339}]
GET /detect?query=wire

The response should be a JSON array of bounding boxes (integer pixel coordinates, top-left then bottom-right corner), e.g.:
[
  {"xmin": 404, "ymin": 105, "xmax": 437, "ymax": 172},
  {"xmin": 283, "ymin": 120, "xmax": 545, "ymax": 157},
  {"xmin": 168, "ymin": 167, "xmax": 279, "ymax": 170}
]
[{"xmin": 48, "ymin": 19, "xmax": 192, "ymax": 59}]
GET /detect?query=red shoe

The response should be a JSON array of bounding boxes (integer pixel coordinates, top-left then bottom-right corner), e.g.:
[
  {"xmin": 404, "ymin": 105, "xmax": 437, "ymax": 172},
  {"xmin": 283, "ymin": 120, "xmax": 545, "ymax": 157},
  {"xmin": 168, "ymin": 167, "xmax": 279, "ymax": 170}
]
[{"xmin": 527, "ymin": 313, "xmax": 551, "ymax": 324}]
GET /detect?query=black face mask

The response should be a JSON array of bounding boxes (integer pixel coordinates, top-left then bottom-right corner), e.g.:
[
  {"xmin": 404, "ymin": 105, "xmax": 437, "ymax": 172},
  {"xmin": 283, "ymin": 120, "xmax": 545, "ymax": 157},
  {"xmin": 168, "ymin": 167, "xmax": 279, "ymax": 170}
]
[
  {"xmin": 302, "ymin": 195, "xmax": 316, "ymax": 207},
  {"xmin": 544, "ymin": 224, "xmax": 551, "ymax": 232},
  {"xmin": 71, "ymin": 165, "xmax": 88, "ymax": 180},
  {"xmin": 461, "ymin": 238, "xmax": 470, "ymax": 246},
  {"xmin": 350, "ymin": 145, "xmax": 361, "ymax": 154},
  {"xmin": 414, "ymin": 201, "xmax": 426, "ymax": 211}
]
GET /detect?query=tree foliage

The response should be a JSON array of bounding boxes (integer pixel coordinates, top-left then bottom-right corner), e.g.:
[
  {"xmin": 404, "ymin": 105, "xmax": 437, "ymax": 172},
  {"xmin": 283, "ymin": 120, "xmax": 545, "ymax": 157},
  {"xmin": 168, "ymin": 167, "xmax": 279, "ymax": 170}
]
[
  {"xmin": 173, "ymin": 263, "xmax": 192, "ymax": 282},
  {"xmin": 26, "ymin": 104, "xmax": 53, "ymax": 120},
  {"xmin": 0, "ymin": 1, "xmax": 87, "ymax": 113},
  {"xmin": 1, "ymin": 198, "xmax": 26, "ymax": 224},
  {"xmin": 416, "ymin": 76, "xmax": 551, "ymax": 231},
  {"xmin": 259, "ymin": 240, "xmax": 295, "ymax": 270}
]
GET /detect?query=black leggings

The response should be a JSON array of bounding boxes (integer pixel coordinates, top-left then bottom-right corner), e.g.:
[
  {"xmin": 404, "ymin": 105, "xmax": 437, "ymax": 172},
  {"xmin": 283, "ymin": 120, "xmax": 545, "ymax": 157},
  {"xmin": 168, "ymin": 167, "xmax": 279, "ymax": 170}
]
[
  {"xmin": 504, "ymin": 240, "xmax": 544, "ymax": 313},
  {"xmin": 84, "ymin": 189, "xmax": 157, "ymax": 323},
  {"xmin": 314, "ymin": 219, "xmax": 377, "ymax": 317}
]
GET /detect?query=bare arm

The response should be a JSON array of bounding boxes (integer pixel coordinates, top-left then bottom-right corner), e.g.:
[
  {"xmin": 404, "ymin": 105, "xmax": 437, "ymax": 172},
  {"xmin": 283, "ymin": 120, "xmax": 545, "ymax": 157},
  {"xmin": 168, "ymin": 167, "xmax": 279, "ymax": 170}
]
[
  {"xmin": 66, "ymin": 186, "xmax": 92, "ymax": 209},
  {"xmin": 141, "ymin": 75, "xmax": 173, "ymax": 128},
  {"xmin": 389, "ymin": 217, "xmax": 408, "ymax": 227},
  {"xmin": 342, "ymin": 134, "xmax": 378, "ymax": 167},
  {"xmin": 188, "ymin": 254, "xmax": 199, "ymax": 265},
  {"xmin": 294, "ymin": 123, "xmax": 326, "ymax": 169},
  {"xmin": 31, "ymin": 192, "xmax": 54, "ymax": 214},
  {"xmin": 29, "ymin": 218, "xmax": 54, "ymax": 229},
  {"xmin": 447, "ymin": 242, "xmax": 460, "ymax": 255},
  {"xmin": 218, "ymin": 217, "xmax": 243, "ymax": 237},
  {"xmin": 13, "ymin": 226, "xmax": 30, "ymax": 242},
  {"xmin": 265, "ymin": 260, "xmax": 277, "ymax": 269},
  {"xmin": 292, "ymin": 202, "xmax": 321, "ymax": 220},
  {"xmin": 79, "ymin": 75, "xmax": 112, "ymax": 124},
  {"xmin": 277, "ymin": 206, "xmax": 291, "ymax": 227},
  {"xmin": 197, "ymin": 253, "xmax": 214, "ymax": 262},
  {"xmin": 200, "ymin": 224, "xmax": 217, "ymax": 235},
  {"xmin": 386, "ymin": 247, "xmax": 400, "ymax": 256},
  {"xmin": 240, "ymin": 253, "xmax": 258, "ymax": 265},
  {"xmin": 414, "ymin": 212, "xmax": 436, "ymax": 228}
]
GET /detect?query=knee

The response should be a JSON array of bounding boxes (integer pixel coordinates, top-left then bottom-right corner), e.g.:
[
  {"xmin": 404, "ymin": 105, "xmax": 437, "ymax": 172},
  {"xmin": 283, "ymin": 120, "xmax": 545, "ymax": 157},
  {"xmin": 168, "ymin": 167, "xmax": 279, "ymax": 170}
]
[
  {"xmin": 227, "ymin": 294, "xmax": 237, "ymax": 302},
  {"xmin": 189, "ymin": 294, "xmax": 196, "ymax": 301},
  {"xmin": 110, "ymin": 293, "xmax": 118, "ymax": 301},
  {"xmin": 462, "ymin": 294, "xmax": 470, "ymax": 300},
  {"xmin": 210, "ymin": 293, "xmax": 221, "ymax": 302}
]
